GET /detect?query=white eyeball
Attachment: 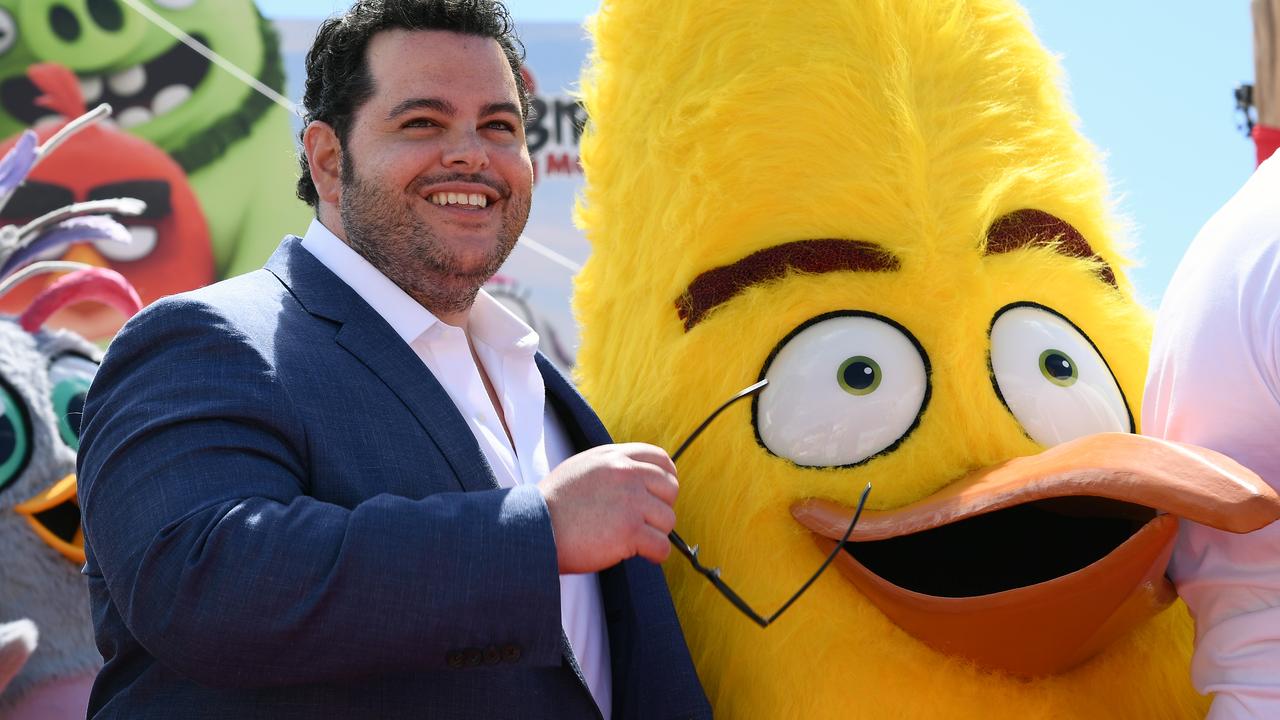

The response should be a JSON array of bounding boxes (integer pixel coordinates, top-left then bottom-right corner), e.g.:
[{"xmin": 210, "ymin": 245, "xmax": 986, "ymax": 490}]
[
  {"xmin": 755, "ymin": 312, "xmax": 930, "ymax": 467},
  {"xmin": 988, "ymin": 303, "xmax": 1132, "ymax": 446},
  {"xmin": 96, "ymin": 226, "xmax": 157, "ymax": 262},
  {"xmin": 0, "ymin": 10, "xmax": 17, "ymax": 57}
]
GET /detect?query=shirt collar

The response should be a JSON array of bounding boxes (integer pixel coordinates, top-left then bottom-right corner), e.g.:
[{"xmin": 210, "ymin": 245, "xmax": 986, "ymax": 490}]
[{"xmin": 299, "ymin": 219, "xmax": 539, "ymax": 356}]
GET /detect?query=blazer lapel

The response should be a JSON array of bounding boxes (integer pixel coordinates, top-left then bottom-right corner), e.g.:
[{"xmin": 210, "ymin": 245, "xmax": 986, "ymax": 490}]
[
  {"xmin": 541, "ymin": 356, "xmax": 648, "ymax": 718},
  {"xmin": 265, "ymin": 236, "xmax": 498, "ymax": 493}
]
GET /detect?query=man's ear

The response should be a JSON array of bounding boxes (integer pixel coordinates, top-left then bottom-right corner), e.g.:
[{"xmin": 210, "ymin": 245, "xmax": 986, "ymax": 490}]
[{"xmin": 303, "ymin": 121, "xmax": 343, "ymax": 205}]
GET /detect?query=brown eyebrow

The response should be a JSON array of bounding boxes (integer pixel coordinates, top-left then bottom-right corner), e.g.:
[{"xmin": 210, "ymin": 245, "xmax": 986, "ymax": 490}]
[
  {"xmin": 984, "ymin": 209, "xmax": 1116, "ymax": 287},
  {"xmin": 480, "ymin": 101, "xmax": 522, "ymax": 119},
  {"xmin": 386, "ymin": 97, "xmax": 455, "ymax": 121},
  {"xmin": 385, "ymin": 98, "xmax": 520, "ymax": 123},
  {"xmin": 675, "ymin": 239, "xmax": 900, "ymax": 331}
]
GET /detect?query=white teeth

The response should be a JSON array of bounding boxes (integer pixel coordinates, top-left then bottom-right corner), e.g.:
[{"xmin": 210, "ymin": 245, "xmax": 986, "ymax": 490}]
[
  {"xmin": 152, "ymin": 84, "xmax": 192, "ymax": 116},
  {"xmin": 80, "ymin": 76, "xmax": 104, "ymax": 103},
  {"xmin": 117, "ymin": 106, "xmax": 154, "ymax": 128},
  {"xmin": 107, "ymin": 65, "xmax": 146, "ymax": 97},
  {"xmin": 428, "ymin": 192, "xmax": 488, "ymax": 208}
]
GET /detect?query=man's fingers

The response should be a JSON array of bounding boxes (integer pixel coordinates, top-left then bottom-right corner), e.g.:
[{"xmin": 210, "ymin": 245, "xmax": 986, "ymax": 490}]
[
  {"xmin": 642, "ymin": 467, "xmax": 679, "ymax": 506},
  {"xmin": 641, "ymin": 495, "xmax": 677, "ymax": 535},
  {"xmin": 618, "ymin": 442, "xmax": 678, "ymax": 477},
  {"xmin": 634, "ymin": 526, "xmax": 672, "ymax": 564}
]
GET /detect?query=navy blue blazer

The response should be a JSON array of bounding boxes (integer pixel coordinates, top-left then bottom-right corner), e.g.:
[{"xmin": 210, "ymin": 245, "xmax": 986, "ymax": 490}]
[{"xmin": 76, "ymin": 237, "xmax": 710, "ymax": 719}]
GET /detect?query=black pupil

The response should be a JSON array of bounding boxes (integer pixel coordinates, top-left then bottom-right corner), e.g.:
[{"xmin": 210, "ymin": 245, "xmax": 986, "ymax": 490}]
[
  {"xmin": 1, "ymin": 414, "xmax": 16, "ymax": 460},
  {"xmin": 843, "ymin": 361, "xmax": 876, "ymax": 390},
  {"xmin": 1044, "ymin": 353, "xmax": 1073, "ymax": 380},
  {"xmin": 66, "ymin": 392, "xmax": 87, "ymax": 439}
]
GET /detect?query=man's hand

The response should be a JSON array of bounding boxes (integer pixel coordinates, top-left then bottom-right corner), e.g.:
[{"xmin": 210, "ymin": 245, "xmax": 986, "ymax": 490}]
[{"xmin": 539, "ymin": 443, "xmax": 679, "ymax": 574}]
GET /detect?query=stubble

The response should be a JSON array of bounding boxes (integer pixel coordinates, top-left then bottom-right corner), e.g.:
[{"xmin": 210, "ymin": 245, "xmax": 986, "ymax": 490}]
[{"xmin": 338, "ymin": 156, "xmax": 530, "ymax": 317}]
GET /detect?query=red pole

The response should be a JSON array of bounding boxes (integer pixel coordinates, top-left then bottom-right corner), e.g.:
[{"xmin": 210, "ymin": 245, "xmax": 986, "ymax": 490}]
[{"xmin": 1254, "ymin": 0, "xmax": 1280, "ymax": 164}]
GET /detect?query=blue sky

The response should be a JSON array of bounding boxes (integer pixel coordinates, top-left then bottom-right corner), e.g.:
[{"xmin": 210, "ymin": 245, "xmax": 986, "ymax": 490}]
[{"xmin": 257, "ymin": 0, "xmax": 1260, "ymax": 307}]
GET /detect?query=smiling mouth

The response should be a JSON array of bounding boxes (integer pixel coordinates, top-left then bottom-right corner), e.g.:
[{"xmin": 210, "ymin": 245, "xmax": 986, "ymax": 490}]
[
  {"xmin": 791, "ymin": 433, "xmax": 1280, "ymax": 677},
  {"xmin": 1, "ymin": 35, "xmax": 212, "ymax": 129},
  {"xmin": 428, "ymin": 192, "xmax": 490, "ymax": 209}
]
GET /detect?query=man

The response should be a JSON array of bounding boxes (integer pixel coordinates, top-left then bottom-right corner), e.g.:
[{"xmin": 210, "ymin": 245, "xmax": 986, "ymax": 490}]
[
  {"xmin": 1144, "ymin": 149, "xmax": 1280, "ymax": 718},
  {"xmin": 75, "ymin": 1, "xmax": 710, "ymax": 718}
]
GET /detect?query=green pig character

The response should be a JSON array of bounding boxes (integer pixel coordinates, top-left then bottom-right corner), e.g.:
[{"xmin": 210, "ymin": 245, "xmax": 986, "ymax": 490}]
[{"xmin": 0, "ymin": 0, "xmax": 309, "ymax": 279}]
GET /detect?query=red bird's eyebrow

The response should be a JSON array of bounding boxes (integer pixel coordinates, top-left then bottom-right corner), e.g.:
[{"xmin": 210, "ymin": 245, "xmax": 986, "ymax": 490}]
[
  {"xmin": 984, "ymin": 209, "xmax": 1117, "ymax": 287},
  {"xmin": 675, "ymin": 239, "xmax": 900, "ymax": 331}
]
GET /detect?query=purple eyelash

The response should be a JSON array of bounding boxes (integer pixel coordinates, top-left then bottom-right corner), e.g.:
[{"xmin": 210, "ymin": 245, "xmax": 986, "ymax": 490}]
[
  {"xmin": 0, "ymin": 130, "xmax": 38, "ymax": 207},
  {"xmin": 0, "ymin": 215, "xmax": 131, "ymax": 279}
]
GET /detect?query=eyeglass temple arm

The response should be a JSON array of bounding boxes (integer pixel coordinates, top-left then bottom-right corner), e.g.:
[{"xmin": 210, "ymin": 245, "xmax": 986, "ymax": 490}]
[
  {"xmin": 671, "ymin": 482, "xmax": 871, "ymax": 628},
  {"xmin": 670, "ymin": 378, "xmax": 768, "ymax": 464},
  {"xmin": 663, "ymin": 376, "xmax": 873, "ymax": 628}
]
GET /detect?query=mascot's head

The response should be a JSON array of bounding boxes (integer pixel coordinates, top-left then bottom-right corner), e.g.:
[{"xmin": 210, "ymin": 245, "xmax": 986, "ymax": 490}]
[
  {"xmin": 574, "ymin": 0, "xmax": 1279, "ymax": 717},
  {"xmin": 0, "ymin": 62, "xmax": 211, "ymax": 339}
]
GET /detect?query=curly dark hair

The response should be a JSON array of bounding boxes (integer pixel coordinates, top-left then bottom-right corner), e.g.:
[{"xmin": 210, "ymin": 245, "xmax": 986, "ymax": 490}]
[{"xmin": 296, "ymin": 0, "xmax": 530, "ymax": 207}]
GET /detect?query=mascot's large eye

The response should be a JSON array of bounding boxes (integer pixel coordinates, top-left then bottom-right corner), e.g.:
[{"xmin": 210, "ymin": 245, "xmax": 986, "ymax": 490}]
[
  {"xmin": 152, "ymin": 0, "xmax": 197, "ymax": 9},
  {"xmin": 754, "ymin": 312, "xmax": 930, "ymax": 467},
  {"xmin": 989, "ymin": 303, "xmax": 1133, "ymax": 446},
  {"xmin": 96, "ymin": 226, "xmax": 157, "ymax": 262},
  {"xmin": 1, "ymin": 375, "xmax": 34, "ymax": 492},
  {"xmin": 0, "ymin": 10, "xmax": 17, "ymax": 57},
  {"xmin": 48, "ymin": 355, "xmax": 98, "ymax": 451}
]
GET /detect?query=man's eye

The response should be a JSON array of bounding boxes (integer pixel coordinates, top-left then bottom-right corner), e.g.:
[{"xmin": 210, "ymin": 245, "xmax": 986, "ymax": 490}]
[
  {"xmin": 402, "ymin": 118, "xmax": 436, "ymax": 129},
  {"xmin": 485, "ymin": 121, "xmax": 516, "ymax": 132}
]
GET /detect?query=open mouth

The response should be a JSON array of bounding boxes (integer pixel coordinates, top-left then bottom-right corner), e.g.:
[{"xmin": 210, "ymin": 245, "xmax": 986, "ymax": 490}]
[
  {"xmin": 1, "ymin": 35, "xmax": 212, "ymax": 128},
  {"xmin": 846, "ymin": 495, "xmax": 1155, "ymax": 598},
  {"xmin": 792, "ymin": 433, "xmax": 1280, "ymax": 677},
  {"xmin": 14, "ymin": 474, "xmax": 85, "ymax": 564}
]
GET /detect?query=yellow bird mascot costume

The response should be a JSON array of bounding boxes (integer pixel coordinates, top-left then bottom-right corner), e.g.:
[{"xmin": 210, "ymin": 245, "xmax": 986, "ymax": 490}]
[{"xmin": 574, "ymin": 0, "xmax": 1280, "ymax": 717}]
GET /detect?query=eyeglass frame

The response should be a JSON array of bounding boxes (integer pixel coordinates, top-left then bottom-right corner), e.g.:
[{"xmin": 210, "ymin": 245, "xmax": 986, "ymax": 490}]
[{"xmin": 666, "ymin": 378, "xmax": 872, "ymax": 628}]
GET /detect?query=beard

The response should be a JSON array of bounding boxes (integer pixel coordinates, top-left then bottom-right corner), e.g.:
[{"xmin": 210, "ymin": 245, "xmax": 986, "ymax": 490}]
[{"xmin": 337, "ymin": 153, "xmax": 530, "ymax": 318}]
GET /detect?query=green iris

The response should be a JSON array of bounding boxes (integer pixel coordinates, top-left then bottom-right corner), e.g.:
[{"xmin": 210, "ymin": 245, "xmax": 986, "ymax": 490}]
[
  {"xmin": 837, "ymin": 356, "xmax": 882, "ymax": 396},
  {"xmin": 1, "ymin": 382, "xmax": 32, "ymax": 491},
  {"xmin": 1039, "ymin": 348, "xmax": 1078, "ymax": 387},
  {"xmin": 51, "ymin": 378, "xmax": 91, "ymax": 450}
]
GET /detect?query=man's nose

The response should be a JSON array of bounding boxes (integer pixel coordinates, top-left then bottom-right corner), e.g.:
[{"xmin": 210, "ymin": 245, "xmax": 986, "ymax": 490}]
[{"xmin": 441, "ymin": 129, "xmax": 489, "ymax": 171}]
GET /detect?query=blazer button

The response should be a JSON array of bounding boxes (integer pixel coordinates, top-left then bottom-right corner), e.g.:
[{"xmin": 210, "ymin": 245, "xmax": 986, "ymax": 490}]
[
  {"xmin": 446, "ymin": 651, "xmax": 464, "ymax": 669},
  {"xmin": 464, "ymin": 648, "xmax": 483, "ymax": 667},
  {"xmin": 501, "ymin": 644, "xmax": 522, "ymax": 663},
  {"xmin": 483, "ymin": 646, "xmax": 502, "ymax": 665}
]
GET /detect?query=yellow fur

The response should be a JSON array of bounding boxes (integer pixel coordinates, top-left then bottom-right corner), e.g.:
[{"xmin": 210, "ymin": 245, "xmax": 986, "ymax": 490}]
[{"xmin": 574, "ymin": 0, "xmax": 1205, "ymax": 717}]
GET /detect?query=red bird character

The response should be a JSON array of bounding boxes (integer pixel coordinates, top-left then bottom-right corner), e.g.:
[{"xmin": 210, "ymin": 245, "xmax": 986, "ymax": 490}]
[{"xmin": 0, "ymin": 63, "xmax": 212, "ymax": 340}]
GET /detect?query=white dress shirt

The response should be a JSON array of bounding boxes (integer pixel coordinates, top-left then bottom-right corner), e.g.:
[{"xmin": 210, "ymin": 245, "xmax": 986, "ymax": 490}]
[
  {"xmin": 1144, "ymin": 151, "xmax": 1280, "ymax": 719},
  {"xmin": 301, "ymin": 220, "xmax": 611, "ymax": 718}
]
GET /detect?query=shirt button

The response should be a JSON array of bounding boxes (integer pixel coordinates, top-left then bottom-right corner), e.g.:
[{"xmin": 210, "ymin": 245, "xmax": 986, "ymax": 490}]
[
  {"xmin": 502, "ymin": 644, "xmax": 522, "ymax": 663},
  {"xmin": 483, "ymin": 646, "xmax": 501, "ymax": 665},
  {"xmin": 464, "ymin": 648, "xmax": 483, "ymax": 667},
  {"xmin": 446, "ymin": 651, "xmax": 464, "ymax": 669}
]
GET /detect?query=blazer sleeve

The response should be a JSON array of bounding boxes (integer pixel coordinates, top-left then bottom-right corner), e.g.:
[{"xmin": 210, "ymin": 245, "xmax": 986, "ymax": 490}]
[{"xmin": 77, "ymin": 296, "xmax": 565, "ymax": 688}]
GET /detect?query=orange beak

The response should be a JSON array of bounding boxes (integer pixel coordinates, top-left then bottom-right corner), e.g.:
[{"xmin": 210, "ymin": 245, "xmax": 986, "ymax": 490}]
[
  {"xmin": 791, "ymin": 433, "xmax": 1280, "ymax": 677},
  {"xmin": 14, "ymin": 473, "xmax": 85, "ymax": 565},
  {"xmin": 61, "ymin": 244, "xmax": 109, "ymax": 268}
]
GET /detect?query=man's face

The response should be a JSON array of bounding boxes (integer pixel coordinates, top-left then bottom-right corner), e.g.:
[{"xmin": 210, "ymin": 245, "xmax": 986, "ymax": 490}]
[{"xmin": 337, "ymin": 29, "xmax": 533, "ymax": 317}]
